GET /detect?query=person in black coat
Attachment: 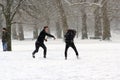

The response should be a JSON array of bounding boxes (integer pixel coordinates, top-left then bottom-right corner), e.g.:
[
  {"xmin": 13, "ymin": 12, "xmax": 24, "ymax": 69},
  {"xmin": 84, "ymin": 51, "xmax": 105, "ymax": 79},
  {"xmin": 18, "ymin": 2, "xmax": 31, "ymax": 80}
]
[
  {"xmin": 32, "ymin": 26, "xmax": 55, "ymax": 58},
  {"xmin": 64, "ymin": 29, "xmax": 79, "ymax": 60},
  {"xmin": 2, "ymin": 28, "xmax": 8, "ymax": 51}
]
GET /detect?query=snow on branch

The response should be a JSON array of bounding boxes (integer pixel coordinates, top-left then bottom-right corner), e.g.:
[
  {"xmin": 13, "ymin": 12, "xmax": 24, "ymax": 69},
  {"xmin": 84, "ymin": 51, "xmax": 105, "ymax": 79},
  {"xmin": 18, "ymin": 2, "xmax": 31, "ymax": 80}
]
[
  {"xmin": 64, "ymin": 0, "xmax": 72, "ymax": 5},
  {"xmin": 64, "ymin": 0, "xmax": 103, "ymax": 7},
  {"xmin": 0, "ymin": 3, "xmax": 5, "ymax": 13},
  {"xmin": 0, "ymin": 3, "xmax": 7, "ymax": 16},
  {"xmin": 11, "ymin": 0, "xmax": 25, "ymax": 21}
]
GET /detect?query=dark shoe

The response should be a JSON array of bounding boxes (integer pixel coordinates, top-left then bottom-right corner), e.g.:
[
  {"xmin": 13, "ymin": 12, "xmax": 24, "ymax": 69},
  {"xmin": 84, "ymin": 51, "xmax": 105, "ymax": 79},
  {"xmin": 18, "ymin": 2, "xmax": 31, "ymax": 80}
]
[
  {"xmin": 32, "ymin": 54, "xmax": 35, "ymax": 58},
  {"xmin": 44, "ymin": 56, "xmax": 46, "ymax": 58},
  {"xmin": 77, "ymin": 56, "xmax": 79, "ymax": 59},
  {"xmin": 65, "ymin": 57, "xmax": 67, "ymax": 60}
]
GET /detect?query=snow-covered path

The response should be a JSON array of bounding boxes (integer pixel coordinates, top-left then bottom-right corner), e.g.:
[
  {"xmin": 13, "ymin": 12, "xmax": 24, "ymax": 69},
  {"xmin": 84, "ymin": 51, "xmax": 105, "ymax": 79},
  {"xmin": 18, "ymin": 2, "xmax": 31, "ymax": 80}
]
[{"xmin": 0, "ymin": 39, "xmax": 120, "ymax": 80}]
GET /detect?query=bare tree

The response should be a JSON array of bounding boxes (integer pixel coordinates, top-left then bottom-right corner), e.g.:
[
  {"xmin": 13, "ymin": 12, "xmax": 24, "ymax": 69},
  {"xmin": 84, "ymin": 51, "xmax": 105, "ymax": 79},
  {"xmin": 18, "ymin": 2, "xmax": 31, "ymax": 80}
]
[
  {"xmin": 94, "ymin": 0, "xmax": 102, "ymax": 38},
  {"xmin": 12, "ymin": 25, "xmax": 18, "ymax": 39},
  {"xmin": 80, "ymin": 0, "xmax": 88, "ymax": 39},
  {"xmin": 17, "ymin": 10, "xmax": 24, "ymax": 40},
  {"xmin": 21, "ymin": 0, "xmax": 53, "ymax": 39},
  {"xmin": 0, "ymin": 0, "xmax": 24, "ymax": 51},
  {"xmin": 56, "ymin": 0, "xmax": 69, "ymax": 35},
  {"xmin": 56, "ymin": 20, "xmax": 62, "ymax": 38},
  {"xmin": 18, "ymin": 23, "xmax": 24, "ymax": 40},
  {"xmin": 101, "ymin": 0, "xmax": 111, "ymax": 40},
  {"xmin": 33, "ymin": 23, "xmax": 38, "ymax": 39}
]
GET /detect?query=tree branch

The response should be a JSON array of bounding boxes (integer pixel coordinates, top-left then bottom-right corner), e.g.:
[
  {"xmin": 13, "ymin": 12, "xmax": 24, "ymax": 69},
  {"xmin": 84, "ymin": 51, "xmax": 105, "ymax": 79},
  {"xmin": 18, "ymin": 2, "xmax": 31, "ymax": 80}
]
[
  {"xmin": 10, "ymin": 0, "xmax": 24, "ymax": 21},
  {"xmin": 22, "ymin": 8, "xmax": 39, "ymax": 20},
  {"xmin": 64, "ymin": 0, "xmax": 103, "ymax": 7},
  {"xmin": 101, "ymin": 0, "xmax": 108, "ymax": 7},
  {"xmin": 0, "ymin": 3, "xmax": 5, "ymax": 15},
  {"xmin": 11, "ymin": 21, "xmax": 36, "ymax": 25}
]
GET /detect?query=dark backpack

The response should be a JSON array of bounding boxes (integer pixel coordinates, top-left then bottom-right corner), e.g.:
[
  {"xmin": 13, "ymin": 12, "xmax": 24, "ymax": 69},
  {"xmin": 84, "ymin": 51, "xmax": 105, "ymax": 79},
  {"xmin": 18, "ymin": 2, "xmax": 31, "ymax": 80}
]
[{"xmin": 64, "ymin": 29, "xmax": 76, "ymax": 42}]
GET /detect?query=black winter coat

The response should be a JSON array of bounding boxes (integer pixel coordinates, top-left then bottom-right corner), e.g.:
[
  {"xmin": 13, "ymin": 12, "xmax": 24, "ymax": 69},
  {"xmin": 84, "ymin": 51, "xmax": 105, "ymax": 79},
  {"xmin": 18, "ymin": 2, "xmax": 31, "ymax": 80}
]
[
  {"xmin": 2, "ymin": 31, "xmax": 8, "ymax": 42},
  {"xmin": 64, "ymin": 29, "xmax": 76, "ymax": 43},
  {"xmin": 37, "ymin": 29, "xmax": 54, "ymax": 43}
]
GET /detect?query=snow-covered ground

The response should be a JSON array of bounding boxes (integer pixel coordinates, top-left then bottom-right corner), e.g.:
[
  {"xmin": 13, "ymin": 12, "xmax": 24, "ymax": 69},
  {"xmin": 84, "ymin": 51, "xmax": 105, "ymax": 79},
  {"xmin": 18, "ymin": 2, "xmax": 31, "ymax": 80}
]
[{"xmin": 0, "ymin": 38, "xmax": 120, "ymax": 80}]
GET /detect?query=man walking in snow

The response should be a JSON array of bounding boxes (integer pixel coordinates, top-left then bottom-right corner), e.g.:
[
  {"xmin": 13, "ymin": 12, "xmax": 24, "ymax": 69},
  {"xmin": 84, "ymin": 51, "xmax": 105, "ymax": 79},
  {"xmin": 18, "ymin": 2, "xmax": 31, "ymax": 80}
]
[
  {"xmin": 64, "ymin": 29, "xmax": 79, "ymax": 60},
  {"xmin": 32, "ymin": 26, "xmax": 55, "ymax": 58}
]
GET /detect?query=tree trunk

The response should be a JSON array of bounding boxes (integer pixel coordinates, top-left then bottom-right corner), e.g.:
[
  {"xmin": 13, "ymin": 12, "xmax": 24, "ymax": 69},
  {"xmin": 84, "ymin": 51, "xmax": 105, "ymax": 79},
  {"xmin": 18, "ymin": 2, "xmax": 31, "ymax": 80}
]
[
  {"xmin": 56, "ymin": 21, "xmax": 62, "ymax": 38},
  {"xmin": 5, "ymin": 0, "xmax": 12, "ymax": 51},
  {"xmin": 12, "ymin": 25, "xmax": 18, "ymax": 39},
  {"xmin": 33, "ymin": 25, "xmax": 38, "ymax": 39},
  {"xmin": 17, "ymin": 9, "xmax": 24, "ymax": 40},
  {"xmin": 101, "ymin": 0, "xmax": 111, "ymax": 40},
  {"xmin": 0, "ymin": 12, "xmax": 3, "ymax": 38},
  {"xmin": 0, "ymin": 26, "xmax": 2, "ymax": 38},
  {"xmin": 81, "ymin": 0, "xmax": 88, "ymax": 39},
  {"xmin": 18, "ymin": 23, "xmax": 24, "ymax": 40},
  {"xmin": 56, "ymin": 0, "xmax": 68, "ymax": 35},
  {"xmin": 94, "ymin": 0, "xmax": 102, "ymax": 38},
  {"xmin": 6, "ymin": 20, "xmax": 12, "ymax": 51},
  {"xmin": 46, "ymin": 17, "xmax": 51, "ymax": 33}
]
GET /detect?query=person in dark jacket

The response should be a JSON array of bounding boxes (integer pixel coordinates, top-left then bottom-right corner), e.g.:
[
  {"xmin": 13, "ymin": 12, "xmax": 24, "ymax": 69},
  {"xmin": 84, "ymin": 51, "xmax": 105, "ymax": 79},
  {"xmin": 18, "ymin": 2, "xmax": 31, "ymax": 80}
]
[
  {"xmin": 2, "ymin": 28, "xmax": 8, "ymax": 51},
  {"xmin": 64, "ymin": 29, "xmax": 79, "ymax": 60},
  {"xmin": 32, "ymin": 26, "xmax": 55, "ymax": 58}
]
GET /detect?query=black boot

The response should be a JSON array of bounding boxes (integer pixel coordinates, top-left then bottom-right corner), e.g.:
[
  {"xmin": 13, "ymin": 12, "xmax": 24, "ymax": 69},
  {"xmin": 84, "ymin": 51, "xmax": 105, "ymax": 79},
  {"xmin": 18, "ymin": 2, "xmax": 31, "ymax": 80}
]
[
  {"xmin": 32, "ymin": 55, "xmax": 35, "ymax": 58},
  {"xmin": 44, "ymin": 55, "xmax": 46, "ymax": 58},
  {"xmin": 32, "ymin": 53, "xmax": 35, "ymax": 58},
  {"xmin": 65, "ymin": 57, "xmax": 67, "ymax": 60},
  {"xmin": 77, "ymin": 55, "xmax": 79, "ymax": 59}
]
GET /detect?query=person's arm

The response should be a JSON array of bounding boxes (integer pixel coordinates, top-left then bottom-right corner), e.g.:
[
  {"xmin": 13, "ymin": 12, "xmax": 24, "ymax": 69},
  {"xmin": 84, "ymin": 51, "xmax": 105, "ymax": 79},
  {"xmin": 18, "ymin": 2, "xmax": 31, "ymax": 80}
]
[
  {"xmin": 44, "ymin": 38, "xmax": 47, "ymax": 42},
  {"xmin": 45, "ymin": 32, "xmax": 55, "ymax": 39}
]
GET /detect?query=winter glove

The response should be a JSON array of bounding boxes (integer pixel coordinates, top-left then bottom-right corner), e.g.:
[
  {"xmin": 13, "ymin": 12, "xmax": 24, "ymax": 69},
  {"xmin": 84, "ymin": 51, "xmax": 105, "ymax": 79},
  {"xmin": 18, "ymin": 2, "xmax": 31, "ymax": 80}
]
[{"xmin": 44, "ymin": 39, "xmax": 47, "ymax": 42}]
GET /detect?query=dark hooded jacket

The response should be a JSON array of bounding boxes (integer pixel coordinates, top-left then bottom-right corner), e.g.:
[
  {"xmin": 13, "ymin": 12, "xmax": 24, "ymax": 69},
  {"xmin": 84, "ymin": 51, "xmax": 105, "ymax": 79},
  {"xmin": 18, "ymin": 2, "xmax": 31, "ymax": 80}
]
[
  {"xmin": 2, "ymin": 31, "xmax": 8, "ymax": 42},
  {"xmin": 64, "ymin": 29, "xmax": 76, "ymax": 43}
]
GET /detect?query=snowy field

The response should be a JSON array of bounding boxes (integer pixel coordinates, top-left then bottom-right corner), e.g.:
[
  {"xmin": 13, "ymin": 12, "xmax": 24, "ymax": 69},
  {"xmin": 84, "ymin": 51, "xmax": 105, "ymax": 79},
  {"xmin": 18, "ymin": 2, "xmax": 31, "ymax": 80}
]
[{"xmin": 0, "ymin": 38, "xmax": 120, "ymax": 80}]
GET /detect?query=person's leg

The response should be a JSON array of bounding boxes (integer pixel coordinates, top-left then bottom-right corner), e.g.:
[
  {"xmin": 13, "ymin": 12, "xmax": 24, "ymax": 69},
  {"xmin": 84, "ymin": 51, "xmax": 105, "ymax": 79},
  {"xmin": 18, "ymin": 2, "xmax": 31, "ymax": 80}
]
[
  {"xmin": 4, "ymin": 42, "xmax": 7, "ymax": 51},
  {"xmin": 2, "ymin": 42, "xmax": 5, "ymax": 51},
  {"xmin": 2, "ymin": 42, "xmax": 7, "ymax": 51},
  {"xmin": 71, "ymin": 43, "xmax": 79, "ymax": 58},
  {"xmin": 65, "ymin": 43, "xmax": 69, "ymax": 60},
  {"xmin": 40, "ymin": 43, "xmax": 47, "ymax": 58},
  {"xmin": 32, "ymin": 42, "xmax": 40, "ymax": 58}
]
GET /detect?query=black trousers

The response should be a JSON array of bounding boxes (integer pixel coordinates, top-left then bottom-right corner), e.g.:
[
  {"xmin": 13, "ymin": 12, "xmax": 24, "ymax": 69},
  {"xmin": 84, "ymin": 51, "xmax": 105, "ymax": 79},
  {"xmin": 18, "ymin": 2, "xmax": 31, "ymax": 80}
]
[
  {"xmin": 65, "ymin": 42, "xmax": 79, "ymax": 58},
  {"xmin": 32, "ymin": 41, "xmax": 47, "ymax": 57}
]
